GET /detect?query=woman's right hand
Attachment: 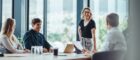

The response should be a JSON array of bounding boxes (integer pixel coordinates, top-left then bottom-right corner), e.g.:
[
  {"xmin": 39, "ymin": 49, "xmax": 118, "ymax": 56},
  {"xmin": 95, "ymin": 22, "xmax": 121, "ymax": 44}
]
[
  {"xmin": 23, "ymin": 49, "xmax": 30, "ymax": 53},
  {"xmin": 82, "ymin": 49, "xmax": 91, "ymax": 56},
  {"xmin": 82, "ymin": 49, "xmax": 89, "ymax": 53}
]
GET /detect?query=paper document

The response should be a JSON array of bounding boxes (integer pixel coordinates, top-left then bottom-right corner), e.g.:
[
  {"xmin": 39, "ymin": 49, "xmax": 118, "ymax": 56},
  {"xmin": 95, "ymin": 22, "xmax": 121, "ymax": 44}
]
[{"xmin": 73, "ymin": 41, "xmax": 83, "ymax": 51}]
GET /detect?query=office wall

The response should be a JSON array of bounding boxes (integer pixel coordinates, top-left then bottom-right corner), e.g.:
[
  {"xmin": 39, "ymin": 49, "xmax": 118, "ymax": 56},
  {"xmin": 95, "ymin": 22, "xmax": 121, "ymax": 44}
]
[
  {"xmin": 0, "ymin": 0, "xmax": 2, "ymax": 30},
  {"xmin": 128, "ymin": 0, "xmax": 140, "ymax": 60}
]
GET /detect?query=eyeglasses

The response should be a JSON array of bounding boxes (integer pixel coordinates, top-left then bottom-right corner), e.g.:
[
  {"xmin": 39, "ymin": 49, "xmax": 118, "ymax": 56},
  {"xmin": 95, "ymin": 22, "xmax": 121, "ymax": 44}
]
[{"xmin": 84, "ymin": 11, "xmax": 90, "ymax": 13}]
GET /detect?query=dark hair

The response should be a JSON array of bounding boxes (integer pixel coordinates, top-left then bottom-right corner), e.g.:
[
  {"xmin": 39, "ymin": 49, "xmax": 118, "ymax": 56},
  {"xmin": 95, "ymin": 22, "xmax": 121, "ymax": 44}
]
[
  {"xmin": 32, "ymin": 18, "xmax": 41, "ymax": 25},
  {"xmin": 106, "ymin": 13, "xmax": 119, "ymax": 27}
]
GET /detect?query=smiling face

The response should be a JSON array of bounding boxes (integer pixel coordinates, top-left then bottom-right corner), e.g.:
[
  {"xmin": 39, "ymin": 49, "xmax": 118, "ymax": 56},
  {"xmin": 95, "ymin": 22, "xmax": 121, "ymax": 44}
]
[
  {"xmin": 32, "ymin": 18, "xmax": 42, "ymax": 32},
  {"xmin": 32, "ymin": 22, "xmax": 41, "ymax": 32},
  {"xmin": 83, "ymin": 9, "xmax": 92, "ymax": 20}
]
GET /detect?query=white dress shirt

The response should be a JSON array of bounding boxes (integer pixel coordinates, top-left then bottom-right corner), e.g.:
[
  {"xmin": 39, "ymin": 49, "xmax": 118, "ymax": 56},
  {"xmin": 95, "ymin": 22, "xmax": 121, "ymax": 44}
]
[{"xmin": 100, "ymin": 27, "xmax": 127, "ymax": 52}]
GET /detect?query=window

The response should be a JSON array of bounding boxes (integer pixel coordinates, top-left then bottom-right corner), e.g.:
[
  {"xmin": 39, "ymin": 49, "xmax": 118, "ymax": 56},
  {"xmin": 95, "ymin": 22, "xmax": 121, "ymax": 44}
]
[
  {"xmin": 29, "ymin": 0, "xmax": 44, "ymax": 33},
  {"xmin": 2, "ymin": 0, "xmax": 12, "ymax": 23},
  {"xmin": 90, "ymin": 0, "xmax": 128, "ymax": 50},
  {"xmin": 47, "ymin": 0, "xmax": 77, "ymax": 52},
  {"xmin": 83, "ymin": 0, "xmax": 88, "ymax": 7}
]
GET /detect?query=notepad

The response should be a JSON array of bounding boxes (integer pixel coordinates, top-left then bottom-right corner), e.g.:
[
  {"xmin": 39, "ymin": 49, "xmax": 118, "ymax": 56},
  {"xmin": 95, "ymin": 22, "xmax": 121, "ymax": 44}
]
[{"xmin": 73, "ymin": 41, "xmax": 83, "ymax": 51}]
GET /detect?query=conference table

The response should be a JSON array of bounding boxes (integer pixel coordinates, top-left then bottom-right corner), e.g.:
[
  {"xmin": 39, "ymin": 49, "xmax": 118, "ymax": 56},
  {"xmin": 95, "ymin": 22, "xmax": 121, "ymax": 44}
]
[{"xmin": 0, "ymin": 53, "xmax": 92, "ymax": 60}]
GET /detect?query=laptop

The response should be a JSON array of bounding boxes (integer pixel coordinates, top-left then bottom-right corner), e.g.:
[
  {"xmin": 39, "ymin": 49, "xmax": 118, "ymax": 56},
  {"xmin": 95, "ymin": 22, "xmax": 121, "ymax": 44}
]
[{"xmin": 64, "ymin": 44, "xmax": 74, "ymax": 53}]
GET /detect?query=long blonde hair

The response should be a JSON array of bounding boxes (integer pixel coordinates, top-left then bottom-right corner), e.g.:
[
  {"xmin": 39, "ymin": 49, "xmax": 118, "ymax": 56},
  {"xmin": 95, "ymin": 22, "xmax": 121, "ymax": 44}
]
[
  {"xmin": 81, "ymin": 7, "xmax": 93, "ymax": 20},
  {"xmin": 1, "ymin": 18, "xmax": 15, "ymax": 37}
]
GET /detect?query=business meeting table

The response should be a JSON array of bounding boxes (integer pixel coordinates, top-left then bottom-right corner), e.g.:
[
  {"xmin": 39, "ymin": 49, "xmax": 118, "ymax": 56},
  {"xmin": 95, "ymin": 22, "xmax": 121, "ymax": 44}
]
[{"xmin": 0, "ymin": 53, "xmax": 92, "ymax": 60}]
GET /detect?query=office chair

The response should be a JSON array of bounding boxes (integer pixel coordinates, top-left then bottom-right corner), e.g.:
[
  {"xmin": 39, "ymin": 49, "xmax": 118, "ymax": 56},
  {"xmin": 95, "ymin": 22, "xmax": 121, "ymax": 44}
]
[{"xmin": 92, "ymin": 50, "xmax": 125, "ymax": 60}]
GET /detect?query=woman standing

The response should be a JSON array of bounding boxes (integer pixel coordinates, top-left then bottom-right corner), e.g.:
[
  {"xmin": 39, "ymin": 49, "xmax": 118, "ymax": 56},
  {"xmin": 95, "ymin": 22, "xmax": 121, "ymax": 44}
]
[
  {"xmin": 78, "ymin": 8, "xmax": 96, "ymax": 52},
  {"xmin": 0, "ymin": 18, "xmax": 29, "ymax": 53}
]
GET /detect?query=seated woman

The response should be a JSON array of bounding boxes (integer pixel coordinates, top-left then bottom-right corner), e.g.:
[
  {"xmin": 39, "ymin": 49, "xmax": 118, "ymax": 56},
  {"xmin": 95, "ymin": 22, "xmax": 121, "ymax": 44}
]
[{"xmin": 0, "ymin": 18, "xmax": 29, "ymax": 53}]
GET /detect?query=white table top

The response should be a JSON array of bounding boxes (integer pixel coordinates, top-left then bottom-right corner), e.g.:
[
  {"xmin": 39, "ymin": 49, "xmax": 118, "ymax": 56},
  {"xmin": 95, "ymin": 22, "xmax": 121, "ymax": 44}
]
[{"xmin": 0, "ymin": 53, "xmax": 91, "ymax": 60}]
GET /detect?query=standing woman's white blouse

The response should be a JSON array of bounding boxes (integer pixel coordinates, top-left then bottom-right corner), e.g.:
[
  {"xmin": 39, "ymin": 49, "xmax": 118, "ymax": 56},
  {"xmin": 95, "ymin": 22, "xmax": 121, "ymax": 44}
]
[{"xmin": 0, "ymin": 34, "xmax": 24, "ymax": 53}]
